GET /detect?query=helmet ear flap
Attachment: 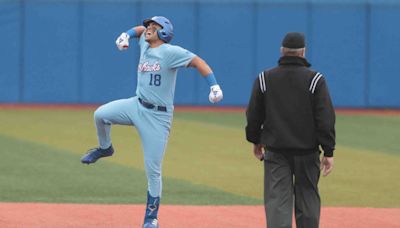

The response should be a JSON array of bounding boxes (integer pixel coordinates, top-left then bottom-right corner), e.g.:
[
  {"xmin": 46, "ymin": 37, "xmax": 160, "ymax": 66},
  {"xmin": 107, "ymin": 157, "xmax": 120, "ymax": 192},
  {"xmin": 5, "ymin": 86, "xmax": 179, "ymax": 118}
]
[
  {"xmin": 157, "ymin": 30, "xmax": 164, "ymax": 41},
  {"xmin": 157, "ymin": 29, "xmax": 172, "ymax": 43}
]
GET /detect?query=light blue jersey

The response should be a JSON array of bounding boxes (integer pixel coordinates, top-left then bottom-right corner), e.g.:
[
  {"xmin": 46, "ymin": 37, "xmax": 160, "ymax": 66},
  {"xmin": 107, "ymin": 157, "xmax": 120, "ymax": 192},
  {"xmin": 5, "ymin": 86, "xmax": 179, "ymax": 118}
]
[{"xmin": 136, "ymin": 33, "xmax": 196, "ymax": 109}]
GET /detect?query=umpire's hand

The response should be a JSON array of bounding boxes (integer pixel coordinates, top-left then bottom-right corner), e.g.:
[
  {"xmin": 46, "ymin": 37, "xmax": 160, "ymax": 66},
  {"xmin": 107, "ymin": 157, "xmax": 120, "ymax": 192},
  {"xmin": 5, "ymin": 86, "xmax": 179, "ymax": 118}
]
[
  {"xmin": 253, "ymin": 144, "xmax": 265, "ymax": 161},
  {"xmin": 321, "ymin": 156, "xmax": 334, "ymax": 176}
]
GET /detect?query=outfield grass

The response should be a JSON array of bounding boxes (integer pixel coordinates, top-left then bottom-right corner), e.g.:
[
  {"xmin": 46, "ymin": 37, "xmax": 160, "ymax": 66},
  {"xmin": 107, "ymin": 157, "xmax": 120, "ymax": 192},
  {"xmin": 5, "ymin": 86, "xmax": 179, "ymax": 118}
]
[
  {"xmin": 0, "ymin": 135, "xmax": 259, "ymax": 205},
  {"xmin": 0, "ymin": 108, "xmax": 399, "ymax": 207}
]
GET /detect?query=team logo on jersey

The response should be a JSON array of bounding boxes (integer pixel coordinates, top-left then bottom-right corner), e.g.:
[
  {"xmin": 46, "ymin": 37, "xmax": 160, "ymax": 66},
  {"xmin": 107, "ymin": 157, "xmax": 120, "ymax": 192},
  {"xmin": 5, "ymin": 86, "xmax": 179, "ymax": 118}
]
[{"xmin": 138, "ymin": 61, "xmax": 161, "ymax": 72}]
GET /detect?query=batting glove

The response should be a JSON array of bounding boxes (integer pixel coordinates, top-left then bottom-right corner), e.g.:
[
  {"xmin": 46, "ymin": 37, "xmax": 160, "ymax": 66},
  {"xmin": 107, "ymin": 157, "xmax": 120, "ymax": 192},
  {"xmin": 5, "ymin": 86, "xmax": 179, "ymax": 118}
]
[
  {"xmin": 209, "ymin": 84, "xmax": 223, "ymax": 103},
  {"xmin": 116, "ymin": 32, "xmax": 130, "ymax": 51}
]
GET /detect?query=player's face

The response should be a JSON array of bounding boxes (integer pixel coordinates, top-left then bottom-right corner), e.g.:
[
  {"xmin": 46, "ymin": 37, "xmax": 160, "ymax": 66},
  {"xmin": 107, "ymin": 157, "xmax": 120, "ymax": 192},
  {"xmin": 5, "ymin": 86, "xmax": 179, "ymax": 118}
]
[{"xmin": 145, "ymin": 22, "xmax": 162, "ymax": 42}]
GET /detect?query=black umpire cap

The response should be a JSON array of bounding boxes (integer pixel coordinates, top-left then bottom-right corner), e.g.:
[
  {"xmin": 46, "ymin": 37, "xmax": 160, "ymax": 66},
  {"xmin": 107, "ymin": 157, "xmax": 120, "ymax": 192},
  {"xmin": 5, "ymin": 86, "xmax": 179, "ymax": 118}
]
[{"xmin": 282, "ymin": 32, "xmax": 305, "ymax": 49}]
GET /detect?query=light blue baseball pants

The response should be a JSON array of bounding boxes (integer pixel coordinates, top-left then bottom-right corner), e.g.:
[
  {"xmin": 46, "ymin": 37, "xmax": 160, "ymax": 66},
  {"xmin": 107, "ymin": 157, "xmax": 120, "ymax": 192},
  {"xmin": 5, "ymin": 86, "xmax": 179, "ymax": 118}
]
[{"xmin": 93, "ymin": 96, "xmax": 172, "ymax": 197}]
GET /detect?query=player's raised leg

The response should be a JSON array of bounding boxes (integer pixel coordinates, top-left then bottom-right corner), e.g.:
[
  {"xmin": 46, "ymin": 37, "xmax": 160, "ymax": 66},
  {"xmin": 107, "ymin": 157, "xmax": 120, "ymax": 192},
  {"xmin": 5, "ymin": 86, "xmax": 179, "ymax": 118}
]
[{"xmin": 81, "ymin": 97, "xmax": 137, "ymax": 164}]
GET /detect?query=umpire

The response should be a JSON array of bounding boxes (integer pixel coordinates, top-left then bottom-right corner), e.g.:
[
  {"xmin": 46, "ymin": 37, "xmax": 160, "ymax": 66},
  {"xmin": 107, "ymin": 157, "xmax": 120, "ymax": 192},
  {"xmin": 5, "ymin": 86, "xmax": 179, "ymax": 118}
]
[{"xmin": 245, "ymin": 32, "xmax": 336, "ymax": 228}]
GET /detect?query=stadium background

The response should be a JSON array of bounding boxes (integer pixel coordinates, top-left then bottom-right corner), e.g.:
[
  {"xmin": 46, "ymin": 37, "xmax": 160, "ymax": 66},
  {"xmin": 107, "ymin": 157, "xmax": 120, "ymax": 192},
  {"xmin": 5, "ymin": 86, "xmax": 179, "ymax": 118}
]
[
  {"xmin": 1, "ymin": 0, "xmax": 400, "ymax": 227},
  {"xmin": 1, "ymin": 0, "xmax": 400, "ymax": 107}
]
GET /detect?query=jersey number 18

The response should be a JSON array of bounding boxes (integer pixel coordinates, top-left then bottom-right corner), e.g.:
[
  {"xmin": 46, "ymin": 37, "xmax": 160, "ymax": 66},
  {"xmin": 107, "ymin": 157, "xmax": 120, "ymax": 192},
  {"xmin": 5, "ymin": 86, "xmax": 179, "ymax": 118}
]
[{"xmin": 149, "ymin": 74, "xmax": 161, "ymax": 86}]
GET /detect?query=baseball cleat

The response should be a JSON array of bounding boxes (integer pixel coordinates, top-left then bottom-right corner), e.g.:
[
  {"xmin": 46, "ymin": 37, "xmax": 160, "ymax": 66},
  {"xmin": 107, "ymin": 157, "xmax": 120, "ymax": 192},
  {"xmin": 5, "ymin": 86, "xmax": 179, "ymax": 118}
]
[
  {"xmin": 80, "ymin": 145, "xmax": 114, "ymax": 164},
  {"xmin": 143, "ymin": 219, "xmax": 159, "ymax": 228}
]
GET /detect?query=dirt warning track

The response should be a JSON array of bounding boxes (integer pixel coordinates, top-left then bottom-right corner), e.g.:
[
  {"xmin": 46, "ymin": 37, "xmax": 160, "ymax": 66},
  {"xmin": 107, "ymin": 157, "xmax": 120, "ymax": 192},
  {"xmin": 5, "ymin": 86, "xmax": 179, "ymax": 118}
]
[{"xmin": 0, "ymin": 203, "xmax": 399, "ymax": 228}]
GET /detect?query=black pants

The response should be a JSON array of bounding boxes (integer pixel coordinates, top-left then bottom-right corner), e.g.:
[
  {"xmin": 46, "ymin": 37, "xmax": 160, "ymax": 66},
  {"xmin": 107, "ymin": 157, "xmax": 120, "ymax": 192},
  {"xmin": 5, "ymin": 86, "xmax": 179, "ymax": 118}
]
[{"xmin": 264, "ymin": 151, "xmax": 321, "ymax": 228}]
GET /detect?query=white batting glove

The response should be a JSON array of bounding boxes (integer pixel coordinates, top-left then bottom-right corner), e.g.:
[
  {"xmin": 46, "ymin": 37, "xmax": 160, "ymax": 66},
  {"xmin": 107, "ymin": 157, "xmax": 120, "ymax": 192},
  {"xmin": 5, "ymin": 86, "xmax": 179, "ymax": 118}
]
[
  {"xmin": 115, "ymin": 32, "xmax": 130, "ymax": 51},
  {"xmin": 209, "ymin": 84, "xmax": 223, "ymax": 103}
]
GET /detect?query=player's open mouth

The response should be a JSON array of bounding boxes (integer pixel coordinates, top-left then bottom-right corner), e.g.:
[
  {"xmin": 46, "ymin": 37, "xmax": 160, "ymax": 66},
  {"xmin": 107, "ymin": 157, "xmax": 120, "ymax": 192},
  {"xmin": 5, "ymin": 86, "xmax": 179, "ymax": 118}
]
[{"xmin": 146, "ymin": 27, "xmax": 157, "ymax": 37}]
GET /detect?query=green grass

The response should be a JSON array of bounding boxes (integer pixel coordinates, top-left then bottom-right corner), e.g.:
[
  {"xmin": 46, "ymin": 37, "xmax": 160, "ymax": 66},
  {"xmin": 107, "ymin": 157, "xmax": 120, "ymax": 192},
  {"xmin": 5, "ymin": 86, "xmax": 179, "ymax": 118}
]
[
  {"xmin": 336, "ymin": 115, "xmax": 400, "ymax": 155},
  {"xmin": 0, "ymin": 134, "xmax": 259, "ymax": 205},
  {"xmin": 0, "ymin": 108, "xmax": 399, "ymax": 207},
  {"xmin": 175, "ymin": 111, "xmax": 400, "ymax": 156}
]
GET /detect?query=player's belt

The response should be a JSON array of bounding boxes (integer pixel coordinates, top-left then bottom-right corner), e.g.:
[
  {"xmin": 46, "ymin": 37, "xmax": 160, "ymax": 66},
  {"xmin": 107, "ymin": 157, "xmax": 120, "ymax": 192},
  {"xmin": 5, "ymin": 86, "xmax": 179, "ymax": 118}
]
[{"xmin": 138, "ymin": 97, "xmax": 167, "ymax": 112}]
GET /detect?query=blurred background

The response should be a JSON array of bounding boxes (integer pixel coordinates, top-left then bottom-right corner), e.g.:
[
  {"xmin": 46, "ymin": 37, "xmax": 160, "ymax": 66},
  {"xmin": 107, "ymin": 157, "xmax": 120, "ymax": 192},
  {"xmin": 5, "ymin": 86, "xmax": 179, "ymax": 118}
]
[{"xmin": 1, "ymin": 0, "xmax": 400, "ymax": 108}]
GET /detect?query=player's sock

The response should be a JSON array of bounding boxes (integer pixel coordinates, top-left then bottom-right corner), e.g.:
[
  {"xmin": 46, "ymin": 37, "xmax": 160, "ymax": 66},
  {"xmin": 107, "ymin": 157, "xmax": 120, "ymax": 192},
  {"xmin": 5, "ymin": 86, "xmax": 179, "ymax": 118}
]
[{"xmin": 144, "ymin": 191, "xmax": 160, "ymax": 222}]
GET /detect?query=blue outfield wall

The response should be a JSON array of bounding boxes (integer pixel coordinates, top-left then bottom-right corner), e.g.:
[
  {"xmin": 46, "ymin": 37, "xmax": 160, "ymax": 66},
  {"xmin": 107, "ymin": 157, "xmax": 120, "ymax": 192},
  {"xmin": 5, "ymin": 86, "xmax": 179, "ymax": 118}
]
[
  {"xmin": 0, "ymin": 0, "xmax": 400, "ymax": 107},
  {"xmin": 0, "ymin": 1, "xmax": 20, "ymax": 102}
]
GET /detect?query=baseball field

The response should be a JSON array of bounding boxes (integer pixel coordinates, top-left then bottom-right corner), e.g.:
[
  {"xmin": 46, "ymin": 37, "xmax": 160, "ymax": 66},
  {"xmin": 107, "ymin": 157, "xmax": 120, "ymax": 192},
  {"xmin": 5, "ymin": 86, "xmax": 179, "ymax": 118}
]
[{"xmin": 0, "ymin": 106, "xmax": 399, "ymax": 227}]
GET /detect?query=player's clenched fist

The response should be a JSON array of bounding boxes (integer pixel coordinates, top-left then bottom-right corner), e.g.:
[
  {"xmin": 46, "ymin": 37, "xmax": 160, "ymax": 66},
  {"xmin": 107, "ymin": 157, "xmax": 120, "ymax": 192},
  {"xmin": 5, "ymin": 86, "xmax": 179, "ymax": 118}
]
[
  {"xmin": 209, "ymin": 84, "xmax": 223, "ymax": 103},
  {"xmin": 116, "ymin": 32, "xmax": 130, "ymax": 50}
]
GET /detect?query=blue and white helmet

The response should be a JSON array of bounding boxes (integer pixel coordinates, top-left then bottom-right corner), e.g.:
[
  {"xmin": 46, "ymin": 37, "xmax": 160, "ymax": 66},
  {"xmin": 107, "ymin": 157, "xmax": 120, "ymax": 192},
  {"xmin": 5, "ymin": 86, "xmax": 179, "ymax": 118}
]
[{"xmin": 143, "ymin": 16, "xmax": 174, "ymax": 43}]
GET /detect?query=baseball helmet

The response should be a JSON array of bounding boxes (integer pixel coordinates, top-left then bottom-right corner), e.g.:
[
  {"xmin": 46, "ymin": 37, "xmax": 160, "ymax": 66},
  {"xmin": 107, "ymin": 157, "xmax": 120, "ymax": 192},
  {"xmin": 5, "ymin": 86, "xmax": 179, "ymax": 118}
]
[{"xmin": 143, "ymin": 16, "xmax": 174, "ymax": 43}]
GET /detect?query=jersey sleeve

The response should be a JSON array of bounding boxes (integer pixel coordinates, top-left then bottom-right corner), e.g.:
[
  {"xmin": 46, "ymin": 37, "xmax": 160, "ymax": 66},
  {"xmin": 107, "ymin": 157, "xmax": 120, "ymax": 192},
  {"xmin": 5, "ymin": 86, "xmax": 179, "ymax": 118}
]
[
  {"xmin": 312, "ymin": 75, "xmax": 336, "ymax": 157},
  {"xmin": 166, "ymin": 45, "xmax": 196, "ymax": 69}
]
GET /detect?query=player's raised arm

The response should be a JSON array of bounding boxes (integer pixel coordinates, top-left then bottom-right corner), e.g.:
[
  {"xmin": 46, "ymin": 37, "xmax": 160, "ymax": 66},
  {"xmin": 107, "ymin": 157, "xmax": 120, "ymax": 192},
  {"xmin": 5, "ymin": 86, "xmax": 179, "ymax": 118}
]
[
  {"xmin": 188, "ymin": 56, "xmax": 223, "ymax": 103},
  {"xmin": 115, "ymin": 26, "xmax": 146, "ymax": 51}
]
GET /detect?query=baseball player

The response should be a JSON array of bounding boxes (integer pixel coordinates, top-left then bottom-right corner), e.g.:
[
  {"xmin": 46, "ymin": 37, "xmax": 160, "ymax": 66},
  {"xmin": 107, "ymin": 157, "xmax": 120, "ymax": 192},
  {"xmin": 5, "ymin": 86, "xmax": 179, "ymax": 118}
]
[{"xmin": 80, "ymin": 16, "xmax": 223, "ymax": 228}]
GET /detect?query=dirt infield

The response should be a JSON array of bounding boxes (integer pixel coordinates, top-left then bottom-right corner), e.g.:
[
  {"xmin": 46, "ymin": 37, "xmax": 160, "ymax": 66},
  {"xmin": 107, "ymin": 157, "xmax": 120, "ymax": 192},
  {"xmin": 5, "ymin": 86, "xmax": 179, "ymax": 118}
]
[{"xmin": 0, "ymin": 203, "xmax": 399, "ymax": 228}]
